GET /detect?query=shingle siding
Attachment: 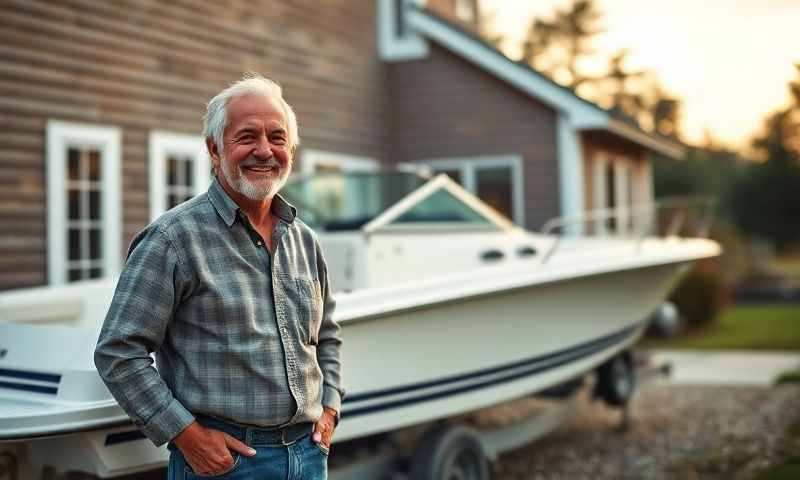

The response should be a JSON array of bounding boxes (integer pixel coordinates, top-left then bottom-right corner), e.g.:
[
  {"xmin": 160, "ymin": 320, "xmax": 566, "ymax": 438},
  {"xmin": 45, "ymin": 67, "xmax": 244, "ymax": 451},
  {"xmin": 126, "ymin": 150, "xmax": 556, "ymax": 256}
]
[{"xmin": 0, "ymin": 0, "xmax": 387, "ymax": 290}]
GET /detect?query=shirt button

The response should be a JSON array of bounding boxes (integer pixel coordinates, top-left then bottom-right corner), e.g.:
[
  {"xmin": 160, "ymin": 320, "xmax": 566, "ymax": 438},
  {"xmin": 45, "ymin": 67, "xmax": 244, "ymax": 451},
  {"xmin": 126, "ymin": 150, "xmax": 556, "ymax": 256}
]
[{"xmin": 256, "ymin": 240, "xmax": 262, "ymax": 246}]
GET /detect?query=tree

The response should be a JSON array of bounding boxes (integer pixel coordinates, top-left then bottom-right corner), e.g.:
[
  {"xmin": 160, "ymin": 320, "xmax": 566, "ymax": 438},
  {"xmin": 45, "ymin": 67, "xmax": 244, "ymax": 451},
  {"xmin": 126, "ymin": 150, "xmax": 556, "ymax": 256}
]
[
  {"xmin": 730, "ymin": 65, "xmax": 800, "ymax": 251},
  {"xmin": 519, "ymin": 1, "xmax": 682, "ymax": 139},
  {"xmin": 521, "ymin": 0, "xmax": 604, "ymax": 89}
]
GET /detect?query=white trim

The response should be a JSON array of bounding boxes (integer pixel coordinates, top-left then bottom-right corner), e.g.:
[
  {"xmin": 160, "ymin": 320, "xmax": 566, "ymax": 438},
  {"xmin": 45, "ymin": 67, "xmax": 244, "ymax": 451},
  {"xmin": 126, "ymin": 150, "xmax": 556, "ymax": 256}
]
[
  {"xmin": 556, "ymin": 116, "xmax": 585, "ymax": 235},
  {"xmin": 377, "ymin": 0, "xmax": 429, "ymax": 62},
  {"xmin": 300, "ymin": 149, "xmax": 380, "ymax": 175},
  {"xmin": 46, "ymin": 120, "xmax": 121, "ymax": 285},
  {"xmin": 418, "ymin": 155, "xmax": 525, "ymax": 226},
  {"xmin": 592, "ymin": 153, "xmax": 608, "ymax": 235},
  {"xmin": 148, "ymin": 131, "xmax": 210, "ymax": 221}
]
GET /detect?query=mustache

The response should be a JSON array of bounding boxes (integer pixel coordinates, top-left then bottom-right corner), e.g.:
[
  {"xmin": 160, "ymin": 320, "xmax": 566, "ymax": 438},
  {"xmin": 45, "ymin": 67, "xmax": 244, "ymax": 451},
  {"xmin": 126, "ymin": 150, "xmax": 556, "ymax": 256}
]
[{"xmin": 240, "ymin": 155, "xmax": 281, "ymax": 169}]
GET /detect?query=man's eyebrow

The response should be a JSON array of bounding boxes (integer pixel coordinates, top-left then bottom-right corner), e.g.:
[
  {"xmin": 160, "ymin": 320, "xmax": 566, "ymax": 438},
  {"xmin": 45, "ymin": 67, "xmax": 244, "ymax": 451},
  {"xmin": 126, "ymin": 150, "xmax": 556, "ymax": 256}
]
[{"xmin": 233, "ymin": 126, "xmax": 258, "ymax": 136}]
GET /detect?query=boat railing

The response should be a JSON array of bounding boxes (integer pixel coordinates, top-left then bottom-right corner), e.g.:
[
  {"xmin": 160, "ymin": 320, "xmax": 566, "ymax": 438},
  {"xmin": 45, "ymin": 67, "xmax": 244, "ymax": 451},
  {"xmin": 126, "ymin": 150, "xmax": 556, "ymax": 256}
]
[{"xmin": 538, "ymin": 196, "xmax": 715, "ymax": 264}]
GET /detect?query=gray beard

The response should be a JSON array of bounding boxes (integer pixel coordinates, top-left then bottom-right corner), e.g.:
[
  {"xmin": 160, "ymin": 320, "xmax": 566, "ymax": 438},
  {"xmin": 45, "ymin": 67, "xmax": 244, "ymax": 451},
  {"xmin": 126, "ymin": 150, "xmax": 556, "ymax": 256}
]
[{"xmin": 221, "ymin": 157, "xmax": 288, "ymax": 201}]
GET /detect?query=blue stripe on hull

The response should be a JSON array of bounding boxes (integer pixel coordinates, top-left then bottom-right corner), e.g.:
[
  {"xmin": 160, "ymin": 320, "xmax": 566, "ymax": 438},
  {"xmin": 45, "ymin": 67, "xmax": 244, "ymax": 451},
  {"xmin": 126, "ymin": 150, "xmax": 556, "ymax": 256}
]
[
  {"xmin": 0, "ymin": 380, "xmax": 59, "ymax": 395},
  {"xmin": 342, "ymin": 324, "xmax": 639, "ymax": 418},
  {"xmin": 0, "ymin": 368, "xmax": 61, "ymax": 384}
]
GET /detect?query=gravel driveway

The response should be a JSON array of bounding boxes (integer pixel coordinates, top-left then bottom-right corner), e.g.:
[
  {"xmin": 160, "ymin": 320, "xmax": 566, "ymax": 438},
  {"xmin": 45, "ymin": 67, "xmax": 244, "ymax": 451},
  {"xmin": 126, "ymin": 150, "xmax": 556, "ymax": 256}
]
[{"xmin": 491, "ymin": 382, "xmax": 800, "ymax": 480}]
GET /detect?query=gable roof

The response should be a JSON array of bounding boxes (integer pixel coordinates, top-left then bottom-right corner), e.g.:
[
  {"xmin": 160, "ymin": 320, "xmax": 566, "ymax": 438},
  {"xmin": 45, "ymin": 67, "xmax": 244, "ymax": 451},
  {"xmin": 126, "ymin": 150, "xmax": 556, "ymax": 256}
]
[{"xmin": 397, "ymin": 5, "xmax": 684, "ymax": 159}]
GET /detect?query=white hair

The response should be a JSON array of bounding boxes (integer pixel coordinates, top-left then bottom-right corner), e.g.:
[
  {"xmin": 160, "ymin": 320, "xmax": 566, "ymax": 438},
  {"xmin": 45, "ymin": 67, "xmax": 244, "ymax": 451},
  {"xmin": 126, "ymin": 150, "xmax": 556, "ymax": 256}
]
[{"xmin": 203, "ymin": 73, "xmax": 300, "ymax": 155}]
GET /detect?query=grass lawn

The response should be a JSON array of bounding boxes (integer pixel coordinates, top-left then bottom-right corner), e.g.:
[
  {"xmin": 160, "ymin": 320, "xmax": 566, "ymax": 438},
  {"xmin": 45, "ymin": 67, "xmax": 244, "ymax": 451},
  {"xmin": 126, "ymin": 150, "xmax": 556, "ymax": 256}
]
[{"xmin": 643, "ymin": 304, "xmax": 800, "ymax": 351}]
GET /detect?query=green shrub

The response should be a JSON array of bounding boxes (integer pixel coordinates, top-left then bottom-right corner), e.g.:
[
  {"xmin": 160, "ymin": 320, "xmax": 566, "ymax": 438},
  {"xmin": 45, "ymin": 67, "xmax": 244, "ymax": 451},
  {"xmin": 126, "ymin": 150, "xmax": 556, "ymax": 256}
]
[
  {"xmin": 775, "ymin": 369, "xmax": 800, "ymax": 386},
  {"xmin": 669, "ymin": 265, "xmax": 725, "ymax": 329}
]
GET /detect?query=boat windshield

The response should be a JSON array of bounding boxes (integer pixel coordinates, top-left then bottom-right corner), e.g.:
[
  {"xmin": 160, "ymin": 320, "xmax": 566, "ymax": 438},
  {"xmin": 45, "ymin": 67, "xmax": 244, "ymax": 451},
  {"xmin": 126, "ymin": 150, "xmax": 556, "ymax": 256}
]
[
  {"xmin": 282, "ymin": 171, "xmax": 428, "ymax": 230},
  {"xmin": 282, "ymin": 170, "xmax": 498, "ymax": 231}
]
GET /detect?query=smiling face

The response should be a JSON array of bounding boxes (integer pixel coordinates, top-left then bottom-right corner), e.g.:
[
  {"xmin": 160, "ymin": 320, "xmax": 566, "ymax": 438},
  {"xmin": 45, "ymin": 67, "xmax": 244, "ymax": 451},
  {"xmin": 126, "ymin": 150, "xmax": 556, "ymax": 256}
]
[{"xmin": 209, "ymin": 93, "xmax": 294, "ymax": 202}]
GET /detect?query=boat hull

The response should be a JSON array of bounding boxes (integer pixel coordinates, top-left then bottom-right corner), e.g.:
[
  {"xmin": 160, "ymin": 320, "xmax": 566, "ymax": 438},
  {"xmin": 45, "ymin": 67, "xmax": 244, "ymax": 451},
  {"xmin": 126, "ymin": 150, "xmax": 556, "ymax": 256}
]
[
  {"xmin": 1, "ymin": 261, "xmax": 687, "ymax": 445},
  {"xmin": 335, "ymin": 261, "xmax": 687, "ymax": 441}
]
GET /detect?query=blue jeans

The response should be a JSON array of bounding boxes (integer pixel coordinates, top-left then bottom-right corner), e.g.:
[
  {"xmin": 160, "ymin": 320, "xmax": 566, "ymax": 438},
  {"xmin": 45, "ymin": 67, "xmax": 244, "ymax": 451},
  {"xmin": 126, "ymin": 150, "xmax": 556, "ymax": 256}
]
[{"xmin": 167, "ymin": 416, "xmax": 328, "ymax": 480}]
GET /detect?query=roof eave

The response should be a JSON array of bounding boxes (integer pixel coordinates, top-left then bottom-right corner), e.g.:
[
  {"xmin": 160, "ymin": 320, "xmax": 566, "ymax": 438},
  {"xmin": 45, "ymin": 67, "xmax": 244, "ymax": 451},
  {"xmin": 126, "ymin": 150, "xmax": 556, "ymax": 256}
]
[{"xmin": 600, "ymin": 118, "xmax": 686, "ymax": 159}]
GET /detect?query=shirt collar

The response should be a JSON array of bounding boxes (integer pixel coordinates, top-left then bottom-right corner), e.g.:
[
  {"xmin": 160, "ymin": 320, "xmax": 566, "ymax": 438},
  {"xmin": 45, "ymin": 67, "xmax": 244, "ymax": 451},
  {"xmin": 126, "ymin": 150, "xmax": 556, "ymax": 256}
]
[{"xmin": 209, "ymin": 177, "xmax": 297, "ymax": 228}]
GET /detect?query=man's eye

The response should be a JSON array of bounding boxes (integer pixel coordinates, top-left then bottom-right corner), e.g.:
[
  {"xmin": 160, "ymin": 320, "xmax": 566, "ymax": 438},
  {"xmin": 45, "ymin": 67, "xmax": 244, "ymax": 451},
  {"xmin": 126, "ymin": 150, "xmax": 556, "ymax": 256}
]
[{"xmin": 271, "ymin": 137, "xmax": 286, "ymax": 145}]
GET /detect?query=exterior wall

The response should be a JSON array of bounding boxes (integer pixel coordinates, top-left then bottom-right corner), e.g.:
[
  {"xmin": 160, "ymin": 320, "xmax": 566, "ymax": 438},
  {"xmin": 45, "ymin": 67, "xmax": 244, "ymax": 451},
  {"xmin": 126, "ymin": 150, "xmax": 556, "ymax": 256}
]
[
  {"xmin": 389, "ymin": 44, "xmax": 560, "ymax": 231},
  {"xmin": 0, "ymin": 0, "xmax": 388, "ymax": 290}
]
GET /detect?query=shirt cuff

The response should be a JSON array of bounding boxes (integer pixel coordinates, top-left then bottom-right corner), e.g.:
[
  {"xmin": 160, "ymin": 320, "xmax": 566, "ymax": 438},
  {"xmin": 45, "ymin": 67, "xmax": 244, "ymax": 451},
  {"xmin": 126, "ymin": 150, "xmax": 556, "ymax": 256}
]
[
  {"xmin": 139, "ymin": 398, "xmax": 196, "ymax": 446},
  {"xmin": 322, "ymin": 384, "xmax": 342, "ymax": 414}
]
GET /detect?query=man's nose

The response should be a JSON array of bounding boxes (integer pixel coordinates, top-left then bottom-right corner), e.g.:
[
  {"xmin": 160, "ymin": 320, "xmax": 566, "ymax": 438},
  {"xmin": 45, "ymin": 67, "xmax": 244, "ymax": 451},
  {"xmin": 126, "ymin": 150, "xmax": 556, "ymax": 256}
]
[{"xmin": 254, "ymin": 135, "xmax": 274, "ymax": 158}]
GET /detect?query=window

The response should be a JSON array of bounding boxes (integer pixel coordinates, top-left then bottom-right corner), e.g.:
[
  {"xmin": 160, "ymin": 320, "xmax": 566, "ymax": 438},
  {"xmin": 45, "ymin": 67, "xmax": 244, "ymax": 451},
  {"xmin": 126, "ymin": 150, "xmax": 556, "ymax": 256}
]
[
  {"xmin": 46, "ymin": 121, "xmax": 121, "ymax": 285},
  {"xmin": 419, "ymin": 156, "xmax": 525, "ymax": 225},
  {"xmin": 149, "ymin": 131, "xmax": 210, "ymax": 220}
]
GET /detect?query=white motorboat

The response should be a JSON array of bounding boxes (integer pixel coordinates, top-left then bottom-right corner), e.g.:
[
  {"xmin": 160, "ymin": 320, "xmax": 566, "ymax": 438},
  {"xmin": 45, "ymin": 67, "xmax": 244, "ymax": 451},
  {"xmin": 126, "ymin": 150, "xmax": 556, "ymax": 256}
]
[{"xmin": 0, "ymin": 170, "xmax": 719, "ymax": 477}]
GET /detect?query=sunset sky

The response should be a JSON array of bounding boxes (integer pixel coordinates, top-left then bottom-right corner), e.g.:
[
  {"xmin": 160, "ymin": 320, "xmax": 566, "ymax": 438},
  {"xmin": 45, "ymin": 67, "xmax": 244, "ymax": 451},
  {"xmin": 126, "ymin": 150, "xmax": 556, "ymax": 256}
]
[{"xmin": 480, "ymin": 0, "xmax": 800, "ymax": 149}]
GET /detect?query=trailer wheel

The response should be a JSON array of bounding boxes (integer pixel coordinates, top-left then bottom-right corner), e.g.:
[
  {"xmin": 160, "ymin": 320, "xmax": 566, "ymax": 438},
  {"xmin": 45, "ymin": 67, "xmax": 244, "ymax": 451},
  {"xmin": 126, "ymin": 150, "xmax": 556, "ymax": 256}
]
[
  {"xmin": 596, "ymin": 351, "xmax": 635, "ymax": 407},
  {"xmin": 410, "ymin": 425, "xmax": 489, "ymax": 480}
]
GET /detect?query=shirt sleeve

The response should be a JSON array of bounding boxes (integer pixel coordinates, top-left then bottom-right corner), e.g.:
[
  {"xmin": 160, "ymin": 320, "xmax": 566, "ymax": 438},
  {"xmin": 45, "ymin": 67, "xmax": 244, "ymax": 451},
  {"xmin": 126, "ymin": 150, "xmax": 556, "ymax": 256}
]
[
  {"xmin": 314, "ymin": 237, "xmax": 345, "ymax": 414},
  {"xmin": 94, "ymin": 226, "xmax": 195, "ymax": 446}
]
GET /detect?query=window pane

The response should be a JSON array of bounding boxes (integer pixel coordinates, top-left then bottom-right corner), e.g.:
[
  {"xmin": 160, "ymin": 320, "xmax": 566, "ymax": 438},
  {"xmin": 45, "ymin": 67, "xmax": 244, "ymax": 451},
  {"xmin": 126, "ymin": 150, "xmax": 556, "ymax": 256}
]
[
  {"xmin": 68, "ymin": 189, "xmax": 80, "ymax": 220},
  {"xmin": 184, "ymin": 158, "xmax": 194, "ymax": 188},
  {"xmin": 68, "ymin": 228, "xmax": 81, "ymax": 260},
  {"xmin": 68, "ymin": 268, "xmax": 82, "ymax": 282},
  {"xmin": 394, "ymin": 189, "xmax": 491, "ymax": 225},
  {"xmin": 88, "ymin": 267, "xmax": 103, "ymax": 279},
  {"xmin": 168, "ymin": 157, "xmax": 178, "ymax": 186},
  {"xmin": 89, "ymin": 228, "xmax": 102, "ymax": 260},
  {"xmin": 606, "ymin": 164, "xmax": 617, "ymax": 230},
  {"xmin": 88, "ymin": 190, "xmax": 101, "ymax": 220},
  {"xmin": 88, "ymin": 150, "xmax": 101, "ymax": 181},
  {"xmin": 68, "ymin": 148, "xmax": 80, "ymax": 181},
  {"xmin": 476, "ymin": 166, "xmax": 513, "ymax": 220}
]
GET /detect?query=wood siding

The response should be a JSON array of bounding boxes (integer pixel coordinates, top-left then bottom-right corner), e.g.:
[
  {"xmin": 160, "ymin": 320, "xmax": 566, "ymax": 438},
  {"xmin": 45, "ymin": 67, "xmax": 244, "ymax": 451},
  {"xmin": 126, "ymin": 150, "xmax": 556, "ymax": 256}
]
[
  {"xmin": 388, "ymin": 44, "xmax": 560, "ymax": 230},
  {"xmin": 0, "ymin": 0, "xmax": 388, "ymax": 290}
]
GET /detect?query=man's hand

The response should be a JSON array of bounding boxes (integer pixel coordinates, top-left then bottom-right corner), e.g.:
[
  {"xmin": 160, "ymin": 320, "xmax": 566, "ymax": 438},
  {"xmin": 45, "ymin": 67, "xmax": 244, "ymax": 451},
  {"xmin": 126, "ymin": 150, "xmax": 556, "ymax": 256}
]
[
  {"xmin": 312, "ymin": 407, "xmax": 338, "ymax": 450},
  {"xmin": 173, "ymin": 421, "xmax": 256, "ymax": 475}
]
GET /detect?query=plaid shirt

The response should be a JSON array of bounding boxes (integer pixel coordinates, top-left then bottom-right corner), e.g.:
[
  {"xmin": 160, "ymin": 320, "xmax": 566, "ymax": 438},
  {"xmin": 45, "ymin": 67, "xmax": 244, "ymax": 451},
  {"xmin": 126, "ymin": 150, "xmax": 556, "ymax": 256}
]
[{"xmin": 94, "ymin": 179, "xmax": 343, "ymax": 446}]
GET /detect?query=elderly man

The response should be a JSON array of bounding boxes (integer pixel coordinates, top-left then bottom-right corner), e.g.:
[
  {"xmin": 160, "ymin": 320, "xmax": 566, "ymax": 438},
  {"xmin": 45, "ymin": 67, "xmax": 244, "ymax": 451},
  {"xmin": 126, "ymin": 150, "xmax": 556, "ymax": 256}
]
[{"xmin": 95, "ymin": 74, "xmax": 343, "ymax": 479}]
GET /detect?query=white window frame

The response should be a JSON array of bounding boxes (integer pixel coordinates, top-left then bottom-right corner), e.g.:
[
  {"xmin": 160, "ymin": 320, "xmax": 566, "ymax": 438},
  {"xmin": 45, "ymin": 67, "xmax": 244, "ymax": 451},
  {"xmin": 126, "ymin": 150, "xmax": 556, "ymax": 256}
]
[
  {"xmin": 377, "ymin": 0, "xmax": 429, "ymax": 62},
  {"xmin": 418, "ymin": 155, "xmax": 525, "ymax": 226},
  {"xmin": 148, "ymin": 131, "xmax": 210, "ymax": 221},
  {"xmin": 46, "ymin": 120, "xmax": 121, "ymax": 285}
]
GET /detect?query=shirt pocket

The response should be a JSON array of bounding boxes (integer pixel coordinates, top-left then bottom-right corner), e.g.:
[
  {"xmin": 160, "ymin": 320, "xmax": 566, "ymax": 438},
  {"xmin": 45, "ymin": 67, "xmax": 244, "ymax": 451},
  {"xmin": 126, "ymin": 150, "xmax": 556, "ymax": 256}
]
[{"xmin": 296, "ymin": 278, "xmax": 323, "ymax": 345}]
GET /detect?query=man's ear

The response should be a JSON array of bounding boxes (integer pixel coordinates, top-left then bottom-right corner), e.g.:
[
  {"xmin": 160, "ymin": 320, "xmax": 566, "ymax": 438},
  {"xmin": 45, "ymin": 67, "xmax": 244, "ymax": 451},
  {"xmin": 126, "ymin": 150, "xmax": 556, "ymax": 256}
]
[{"xmin": 206, "ymin": 137, "xmax": 221, "ymax": 173}]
